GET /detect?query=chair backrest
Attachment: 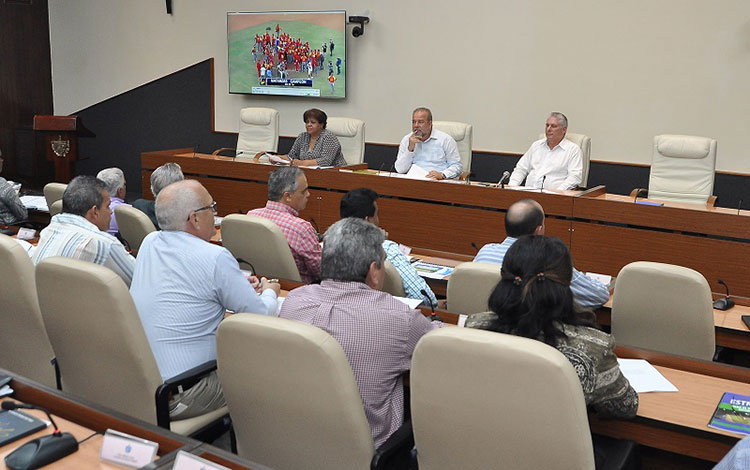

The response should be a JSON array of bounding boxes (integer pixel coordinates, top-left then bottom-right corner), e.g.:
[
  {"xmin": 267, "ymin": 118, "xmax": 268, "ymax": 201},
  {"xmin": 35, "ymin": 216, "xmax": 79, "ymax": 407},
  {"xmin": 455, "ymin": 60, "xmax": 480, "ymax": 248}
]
[
  {"xmin": 115, "ymin": 205, "xmax": 156, "ymax": 252},
  {"xmin": 326, "ymin": 117, "xmax": 365, "ymax": 164},
  {"xmin": 0, "ymin": 235, "xmax": 57, "ymax": 387},
  {"xmin": 381, "ymin": 260, "xmax": 406, "ymax": 297},
  {"xmin": 648, "ymin": 134, "xmax": 717, "ymax": 204},
  {"xmin": 433, "ymin": 121, "xmax": 472, "ymax": 175},
  {"xmin": 221, "ymin": 214, "xmax": 302, "ymax": 282},
  {"xmin": 217, "ymin": 314, "xmax": 375, "ymax": 470},
  {"xmin": 446, "ymin": 262, "xmax": 502, "ymax": 314},
  {"xmin": 35, "ymin": 257, "xmax": 163, "ymax": 423},
  {"xmin": 538, "ymin": 132, "xmax": 591, "ymax": 187},
  {"xmin": 236, "ymin": 107, "xmax": 280, "ymax": 157},
  {"xmin": 48, "ymin": 199, "xmax": 63, "ymax": 216},
  {"xmin": 411, "ymin": 327, "xmax": 595, "ymax": 470},
  {"xmin": 612, "ymin": 261, "xmax": 715, "ymax": 360},
  {"xmin": 43, "ymin": 182, "xmax": 67, "ymax": 208}
]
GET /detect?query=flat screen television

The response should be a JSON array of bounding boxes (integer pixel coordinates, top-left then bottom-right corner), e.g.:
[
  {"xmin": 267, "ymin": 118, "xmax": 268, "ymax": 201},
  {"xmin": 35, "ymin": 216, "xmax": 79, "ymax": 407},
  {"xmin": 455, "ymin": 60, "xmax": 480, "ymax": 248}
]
[{"xmin": 227, "ymin": 10, "xmax": 346, "ymax": 99}]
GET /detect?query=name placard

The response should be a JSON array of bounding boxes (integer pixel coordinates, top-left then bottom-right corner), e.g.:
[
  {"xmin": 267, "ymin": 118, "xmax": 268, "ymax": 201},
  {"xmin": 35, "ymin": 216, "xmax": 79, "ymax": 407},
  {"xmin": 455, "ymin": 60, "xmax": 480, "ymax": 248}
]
[
  {"xmin": 15, "ymin": 228, "xmax": 36, "ymax": 240},
  {"xmin": 100, "ymin": 429, "xmax": 158, "ymax": 468},
  {"xmin": 172, "ymin": 450, "xmax": 231, "ymax": 470}
]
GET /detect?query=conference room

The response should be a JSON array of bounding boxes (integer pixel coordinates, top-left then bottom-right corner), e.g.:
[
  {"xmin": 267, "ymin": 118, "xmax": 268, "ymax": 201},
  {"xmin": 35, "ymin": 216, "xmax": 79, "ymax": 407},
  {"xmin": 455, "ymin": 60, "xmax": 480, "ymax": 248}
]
[{"xmin": 2, "ymin": 1, "xmax": 750, "ymax": 469}]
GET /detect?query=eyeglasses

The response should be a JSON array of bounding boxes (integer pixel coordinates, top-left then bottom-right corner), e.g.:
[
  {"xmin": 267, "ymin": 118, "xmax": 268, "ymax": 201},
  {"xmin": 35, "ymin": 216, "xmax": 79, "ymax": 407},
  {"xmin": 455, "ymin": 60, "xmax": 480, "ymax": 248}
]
[{"xmin": 187, "ymin": 201, "xmax": 217, "ymax": 220}]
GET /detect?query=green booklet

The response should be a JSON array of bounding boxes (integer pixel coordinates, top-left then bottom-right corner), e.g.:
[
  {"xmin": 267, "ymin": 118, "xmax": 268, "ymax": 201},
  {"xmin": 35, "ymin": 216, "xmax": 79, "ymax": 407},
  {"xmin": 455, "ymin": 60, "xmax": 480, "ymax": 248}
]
[
  {"xmin": 708, "ymin": 392, "xmax": 750, "ymax": 436},
  {"xmin": 0, "ymin": 409, "xmax": 48, "ymax": 446}
]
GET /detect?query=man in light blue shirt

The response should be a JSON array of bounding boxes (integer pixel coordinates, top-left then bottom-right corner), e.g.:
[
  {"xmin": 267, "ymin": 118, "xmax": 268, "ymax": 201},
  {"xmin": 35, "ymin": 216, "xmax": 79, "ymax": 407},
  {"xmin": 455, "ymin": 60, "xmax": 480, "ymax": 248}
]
[
  {"xmin": 394, "ymin": 107, "xmax": 463, "ymax": 180},
  {"xmin": 474, "ymin": 199, "xmax": 609, "ymax": 310},
  {"xmin": 131, "ymin": 180, "xmax": 280, "ymax": 419}
]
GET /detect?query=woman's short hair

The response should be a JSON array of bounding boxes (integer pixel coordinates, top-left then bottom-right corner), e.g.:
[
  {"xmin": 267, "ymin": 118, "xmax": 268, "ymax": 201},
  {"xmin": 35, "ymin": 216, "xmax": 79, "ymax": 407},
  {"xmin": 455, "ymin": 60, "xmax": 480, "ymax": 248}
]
[{"xmin": 303, "ymin": 108, "xmax": 327, "ymax": 128}]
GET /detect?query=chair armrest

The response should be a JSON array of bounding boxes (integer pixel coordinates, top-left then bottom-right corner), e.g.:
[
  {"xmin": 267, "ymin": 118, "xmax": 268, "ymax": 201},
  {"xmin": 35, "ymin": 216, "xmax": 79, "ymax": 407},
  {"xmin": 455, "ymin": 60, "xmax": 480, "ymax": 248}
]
[
  {"xmin": 154, "ymin": 360, "xmax": 218, "ymax": 429},
  {"xmin": 371, "ymin": 419, "xmax": 414, "ymax": 470},
  {"xmin": 212, "ymin": 147, "xmax": 236, "ymax": 156}
]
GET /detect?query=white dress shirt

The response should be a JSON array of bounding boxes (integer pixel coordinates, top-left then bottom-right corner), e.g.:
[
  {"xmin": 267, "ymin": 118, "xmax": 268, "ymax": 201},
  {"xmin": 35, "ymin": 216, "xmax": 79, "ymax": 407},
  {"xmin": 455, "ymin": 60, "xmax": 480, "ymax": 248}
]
[
  {"xmin": 394, "ymin": 128, "xmax": 463, "ymax": 179},
  {"xmin": 509, "ymin": 137, "xmax": 583, "ymax": 190}
]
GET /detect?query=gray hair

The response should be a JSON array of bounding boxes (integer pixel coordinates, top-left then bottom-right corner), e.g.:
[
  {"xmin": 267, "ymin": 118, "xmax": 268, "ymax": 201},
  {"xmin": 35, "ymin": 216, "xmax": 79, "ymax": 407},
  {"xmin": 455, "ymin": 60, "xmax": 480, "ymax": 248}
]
[
  {"xmin": 62, "ymin": 175, "xmax": 107, "ymax": 217},
  {"xmin": 321, "ymin": 218, "xmax": 385, "ymax": 283},
  {"xmin": 413, "ymin": 107, "xmax": 433, "ymax": 122},
  {"xmin": 549, "ymin": 112, "xmax": 568, "ymax": 129},
  {"xmin": 268, "ymin": 167, "xmax": 303, "ymax": 202},
  {"xmin": 150, "ymin": 162, "xmax": 184, "ymax": 197},
  {"xmin": 96, "ymin": 167, "xmax": 125, "ymax": 197},
  {"xmin": 155, "ymin": 179, "xmax": 203, "ymax": 231}
]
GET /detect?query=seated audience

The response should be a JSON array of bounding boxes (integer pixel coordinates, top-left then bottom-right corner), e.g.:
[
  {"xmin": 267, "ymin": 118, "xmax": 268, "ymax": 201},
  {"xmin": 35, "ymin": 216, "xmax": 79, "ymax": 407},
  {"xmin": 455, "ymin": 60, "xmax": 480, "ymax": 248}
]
[
  {"xmin": 276, "ymin": 108, "xmax": 347, "ymax": 167},
  {"xmin": 131, "ymin": 180, "xmax": 279, "ymax": 419},
  {"xmin": 0, "ymin": 150, "xmax": 28, "ymax": 225},
  {"xmin": 96, "ymin": 167, "xmax": 130, "ymax": 235},
  {"xmin": 132, "ymin": 162, "xmax": 184, "ymax": 229},
  {"xmin": 340, "ymin": 187, "xmax": 438, "ymax": 307},
  {"xmin": 475, "ymin": 199, "xmax": 609, "ymax": 310},
  {"xmin": 466, "ymin": 235, "xmax": 638, "ymax": 418},
  {"xmin": 32, "ymin": 175, "xmax": 135, "ymax": 286},
  {"xmin": 248, "ymin": 167, "xmax": 321, "ymax": 283},
  {"xmin": 394, "ymin": 107, "xmax": 463, "ymax": 180},
  {"xmin": 280, "ymin": 217, "xmax": 442, "ymax": 447}
]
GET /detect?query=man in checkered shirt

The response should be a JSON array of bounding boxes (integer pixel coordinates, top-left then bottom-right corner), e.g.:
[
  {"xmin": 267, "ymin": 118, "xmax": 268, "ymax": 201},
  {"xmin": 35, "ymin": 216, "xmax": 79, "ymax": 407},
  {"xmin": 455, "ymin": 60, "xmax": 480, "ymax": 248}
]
[
  {"xmin": 248, "ymin": 167, "xmax": 321, "ymax": 283},
  {"xmin": 279, "ymin": 217, "xmax": 443, "ymax": 448}
]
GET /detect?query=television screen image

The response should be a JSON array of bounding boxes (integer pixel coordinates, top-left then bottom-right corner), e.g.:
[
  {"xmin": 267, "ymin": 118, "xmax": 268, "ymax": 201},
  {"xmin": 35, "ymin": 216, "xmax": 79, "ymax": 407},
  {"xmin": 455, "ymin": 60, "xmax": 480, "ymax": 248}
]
[{"xmin": 228, "ymin": 10, "xmax": 346, "ymax": 99}]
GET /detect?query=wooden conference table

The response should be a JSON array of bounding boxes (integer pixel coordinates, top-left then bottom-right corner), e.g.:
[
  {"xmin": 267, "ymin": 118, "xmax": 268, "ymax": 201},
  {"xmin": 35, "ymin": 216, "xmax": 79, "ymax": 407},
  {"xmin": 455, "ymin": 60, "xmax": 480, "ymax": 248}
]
[{"xmin": 142, "ymin": 149, "xmax": 750, "ymax": 298}]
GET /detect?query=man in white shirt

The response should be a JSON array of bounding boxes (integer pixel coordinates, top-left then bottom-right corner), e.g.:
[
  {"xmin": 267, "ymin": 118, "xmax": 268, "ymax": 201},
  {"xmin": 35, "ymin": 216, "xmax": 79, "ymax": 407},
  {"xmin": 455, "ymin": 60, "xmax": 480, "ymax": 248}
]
[
  {"xmin": 509, "ymin": 112, "xmax": 583, "ymax": 190},
  {"xmin": 394, "ymin": 107, "xmax": 463, "ymax": 180}
]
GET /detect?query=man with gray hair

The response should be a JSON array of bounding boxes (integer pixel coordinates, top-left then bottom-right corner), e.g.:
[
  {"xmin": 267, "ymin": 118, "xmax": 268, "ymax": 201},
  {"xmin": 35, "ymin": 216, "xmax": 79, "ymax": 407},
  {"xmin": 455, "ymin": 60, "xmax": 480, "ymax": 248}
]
[
  {"xmin": 509, "ymin": 112, "xmax": 583, "ymax": 190},
  {"xmin": 280, "ymin": 217, "xmax": 442, "ymax": 448},
  {"xmin": 96, "ymin": 167, "xmax": 130, "ymax": 235},
  {"xmin": 131, "ymin": 179, "xmax": 280, "ymax": 419},
  {"xmin": 132, "ymin": 162, "xmax": 184, "ymax": 229},
  {"xmin": 32, "ymin": 175, "xmax": 135, "ymax": 286},
  {"xmin": 394, "ymin": 107, "xmax": 463, "ymax": 180},
  {"xmin": 248, "ymin": 166, "xmax": 321, "ymax": 283}
]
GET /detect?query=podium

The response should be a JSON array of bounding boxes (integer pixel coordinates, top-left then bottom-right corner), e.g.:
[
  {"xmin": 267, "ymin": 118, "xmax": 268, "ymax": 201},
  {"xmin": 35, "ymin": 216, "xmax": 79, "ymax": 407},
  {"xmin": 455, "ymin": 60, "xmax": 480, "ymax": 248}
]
[{"xmin": 33, "ymin": 115, "xmax": 93, "ymax": 183}]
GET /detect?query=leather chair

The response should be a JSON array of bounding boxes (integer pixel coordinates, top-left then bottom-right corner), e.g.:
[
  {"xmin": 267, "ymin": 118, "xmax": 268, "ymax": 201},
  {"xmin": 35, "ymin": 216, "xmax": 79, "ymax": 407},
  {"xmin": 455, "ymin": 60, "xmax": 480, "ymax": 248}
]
[
  {"xmin": 0, "ymin": 234, "xmax": 57, "ymax": 388},
  {"xmin": 381, "ymin": 260, "xmax": 406, "ymax": 297},
  {"xmin": 216, "ymin": 314, "xmax": 413, "ymax": 470},
  {"xmin": 35, "ymin": 257, "xmax": 229, "ymax": 437},
  {"xmin": 213, "ymin": 107, "xmax": 280, "ymax": 158},
  {"xmin": 432, "ymin": 121, "xmax": 472, "ymax": 179},
  {"xmin": 411, "ymin": 327, "xmax": 636, "ymax": 470},
  {"xmin": 115, "ymin": 205, "xmax": 156, "ymax": 252},
  {"xmin": 48, "ymin": 199, "xmax": 63, "ymax": 216},
  {"xmin": 446, "ymin": 262, "xmax": 501, "ymax": 314},
  {"xmin": 632, "ymin": 134, "xmax": 717, "ymax": 205},
  {"xmin": 541, "ymin": 132, "xmax": 592, "ymax": 187},
  {"xmin": 327, "ymin": 117, "xmax": 365, "ymax": 164},
  {"xmin": 43, "ymin": 182, "xmax": 66, "ymax": 209},
  {"xmin": 612, "ymin": 261, "xmax": 715, "ymax": 361},
  {"xmin": 221, "ymin": 214, "xmax": 301, "ymax": 282}
]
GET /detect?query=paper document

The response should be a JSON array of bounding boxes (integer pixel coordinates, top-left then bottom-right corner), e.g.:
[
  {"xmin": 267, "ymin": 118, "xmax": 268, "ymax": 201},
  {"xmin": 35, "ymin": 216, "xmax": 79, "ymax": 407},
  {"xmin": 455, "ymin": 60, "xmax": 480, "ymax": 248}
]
[
  {"xmin": 585, "ymin": 272, "xmax": 612, "ymax": 286},
  {"xmin": 0, "ymin": 385, "xmax": 12, "ymax": 398},
  {"xmin": 457, "ymin": 314, "xmax": 468, "ymax": 327},
  {"xmin": 616, "ymin": 359, "xmax": 678, "ymax": 393},
  {"xmin": 504, "ymin": 186, "xmax": 558, "ymax": 194},
  {"xmin": 393, "ymin": 296, "xmax": 423, "ymax": 309},
  {"xmin": 275, "ymin": 296, "xmax": 286, "ymax": 316},
  {"xmin": 412, "ymin": 261, "xmax": 453, "ymax": 279},
  {"xmin": 268, "ymin": 154, "xmax": 291, "ymax": 166},
  {"xmin": 20, "ymin": 195, "xmax": 48, "ymax": 212}
]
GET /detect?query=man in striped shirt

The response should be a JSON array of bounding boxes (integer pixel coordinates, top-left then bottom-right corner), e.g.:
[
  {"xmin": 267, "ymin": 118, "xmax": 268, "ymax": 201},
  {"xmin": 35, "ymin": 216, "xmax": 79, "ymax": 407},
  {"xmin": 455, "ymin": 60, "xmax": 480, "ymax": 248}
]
[
  {"xmin": 32, "ymin": 175, "xmax": 135, "ymax": 286},
  {"xmin": 474, "ymin": 199, "xmax": 609, "ymax": 310}
]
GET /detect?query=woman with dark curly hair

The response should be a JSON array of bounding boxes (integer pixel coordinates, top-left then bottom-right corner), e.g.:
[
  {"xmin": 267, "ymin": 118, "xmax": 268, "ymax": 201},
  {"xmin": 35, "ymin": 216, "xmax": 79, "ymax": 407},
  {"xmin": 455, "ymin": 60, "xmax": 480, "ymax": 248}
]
[
  {"xmin": 466, "ymin": 235, "xmax": 638, "ymax": 419},
  {"xmin": 277, "ymin": 108, "xmax": 347, "ymax": 168}
]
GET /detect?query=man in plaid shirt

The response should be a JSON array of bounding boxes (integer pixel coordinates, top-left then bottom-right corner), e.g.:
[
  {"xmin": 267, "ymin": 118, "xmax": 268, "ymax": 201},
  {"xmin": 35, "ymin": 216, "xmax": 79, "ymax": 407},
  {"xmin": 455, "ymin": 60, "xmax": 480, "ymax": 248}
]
[
  {"xmin": 280, "ymin": 218, "xmax": 442, "ymax": 448},
  {"xmin": 248, "ymin": 167, "xmax": 321, "ymax": 283}
]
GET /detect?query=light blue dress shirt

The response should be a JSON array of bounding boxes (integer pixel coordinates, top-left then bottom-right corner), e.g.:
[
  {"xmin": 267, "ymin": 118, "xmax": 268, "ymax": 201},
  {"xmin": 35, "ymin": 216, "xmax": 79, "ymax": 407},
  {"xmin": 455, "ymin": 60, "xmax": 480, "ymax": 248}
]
[{"xmin": 394, "ymin": 128, "xmax": 463, "ymax": 179}]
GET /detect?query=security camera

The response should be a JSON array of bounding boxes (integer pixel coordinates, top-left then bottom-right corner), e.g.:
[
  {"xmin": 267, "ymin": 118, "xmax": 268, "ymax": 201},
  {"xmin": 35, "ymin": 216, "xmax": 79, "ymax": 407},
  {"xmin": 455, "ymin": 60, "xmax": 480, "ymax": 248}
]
[{"xmin": 349, "ymin": 16, "xmax": 370, "ymax": 37}]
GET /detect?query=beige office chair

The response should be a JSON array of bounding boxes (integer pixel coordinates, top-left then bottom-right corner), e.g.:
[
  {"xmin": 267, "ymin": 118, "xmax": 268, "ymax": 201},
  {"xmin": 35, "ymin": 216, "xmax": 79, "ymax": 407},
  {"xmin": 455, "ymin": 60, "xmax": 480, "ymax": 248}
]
[
  {"xmin": 433, "ymin": 121, "xmax": 472, "ymax": 179},
  {"xmin": 0, "ymin": 234, "xmax": 57, "ymax": 388},
  {"xmin": 612, "ymin": 261, "xmax": 715, "ymax": 360},
  {"xmin": 221, "ymin": 214, "xmax": 302, "ymax": 282},
  {"xmin": 213, "ymin": 107, "xmax": 280, "ymax": 158},
  {"xmin": 327, "ymin": 117, "xmax": 365, "ymax": 164},
  {"xmin": 540, "ymin": 132, "xmax": 592, "ymax": 188},
  {"xmin": 411, "ymin": 327, "xmax": 596, "ymax": 469},
  {"xmin": 381, "ymin": 260, "xmax": 406, "ymax": 297},
  {"xmin": 633, "ymin": 134, "xmax": 717, "ymax": 205},
  {"xmin": 35, "ymin": 257, "xmax": 228, "ymax": 436},
  {"xmin": 115, "ymin": 205, "xmax": 156, "ymax": 252},
  {"xmin": 446, "ymin": 262, "xmax": 501, "ymax": 314},
  {"xmin": 217, "ymin": 314, "xmax": 412, "ymax": 470},
  {"xmin": 43, "ymin": 182, "xmax": 67, "ymax": 209},
  {"xmin": 48, "ymin": 199, "xmax": 63, "ymax": 216}
]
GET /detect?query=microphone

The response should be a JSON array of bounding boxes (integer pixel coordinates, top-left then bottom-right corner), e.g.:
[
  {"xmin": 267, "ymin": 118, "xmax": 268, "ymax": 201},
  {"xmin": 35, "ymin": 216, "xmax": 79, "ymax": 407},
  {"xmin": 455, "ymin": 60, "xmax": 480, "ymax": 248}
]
[
  {"xmin": 236, "ymin": 258, "xmax": 256, "ymax": 275},
  {"xmin": 713, "ymin": 279, "xmax": 735, "ymax": 311},
  {"xmin": 540, "ymin": 175, "xmax": 546, "ymax": 193},
  {"xmin": 377, "ymin": 162, "xmax": 387, "ymax": 175},
  {"xmin": 633, "ymin": 188, "xmax": 647, "ymax": 203},
  {"xmin": 497, "ymin": 171, "xmax": 510, "ymax": 189},
  {"xmin": 737, "ymin": 199, "xmax": 743, "ymax": 216},
  {"xmin": 309, "ymin": 217, "xmax": 323, "ymax": 241},
  {"xmin": 470, "ymin": 242, "xmax": 480, "ymax": 253},
  {"xmin": 420, "ymin": 289, "xmax": 441, "ymax": 321},
  {"xmin": 3, "ymin": 401, "xmax": 78, "ymax": 470}
]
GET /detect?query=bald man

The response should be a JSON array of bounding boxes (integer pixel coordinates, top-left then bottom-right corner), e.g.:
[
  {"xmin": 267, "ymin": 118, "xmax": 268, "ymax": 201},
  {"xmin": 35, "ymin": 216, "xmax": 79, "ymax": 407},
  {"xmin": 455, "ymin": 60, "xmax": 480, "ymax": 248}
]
[{"xmin": 474, "ymin": 199, "xmax": 609, "ymax": 309}]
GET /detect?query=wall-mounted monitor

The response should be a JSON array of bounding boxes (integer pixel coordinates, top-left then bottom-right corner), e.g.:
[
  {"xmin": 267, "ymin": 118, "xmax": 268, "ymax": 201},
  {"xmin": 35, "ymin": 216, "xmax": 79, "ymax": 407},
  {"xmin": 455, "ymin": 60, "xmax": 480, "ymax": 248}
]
[{"xmin": 228, "ymin": 10, "xmax": 346, "ymax": 99}]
